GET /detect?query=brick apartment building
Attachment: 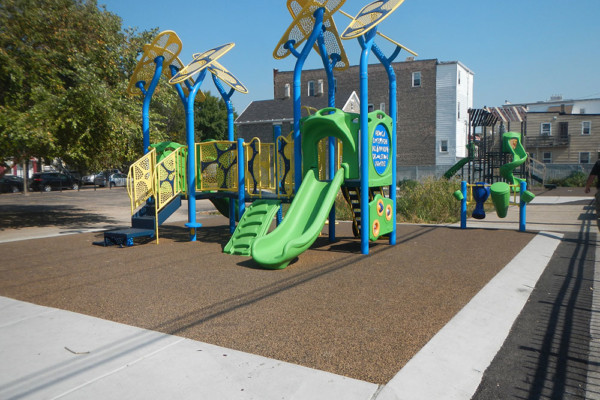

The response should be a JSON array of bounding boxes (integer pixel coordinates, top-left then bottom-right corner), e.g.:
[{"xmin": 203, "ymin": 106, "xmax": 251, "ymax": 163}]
[{"xmin": 236, "ymin": 58, "xmax": 474, "ymax": 168}]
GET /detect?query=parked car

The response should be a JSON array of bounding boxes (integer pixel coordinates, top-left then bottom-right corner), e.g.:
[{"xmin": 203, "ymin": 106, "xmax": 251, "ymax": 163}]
[
  {"xmin": 0, "ymin": 175, "xmax": 24, "ymax": 193},
  {"xmin": 29, "ymin": 172, "xmax": 80, "ymax": 192},
  {"xmin": 81, "ymin": 172, "xmax": 101, "ymax": 185},
  {"xmin": 93, "ymin": 172, "xmax": 128, "ymax": 188}
]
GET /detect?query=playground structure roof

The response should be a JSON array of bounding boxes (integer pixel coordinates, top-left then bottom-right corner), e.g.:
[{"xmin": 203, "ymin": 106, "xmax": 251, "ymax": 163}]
[
  {"xmin": 486, "ymin": 106, "xmax": 527, "ymax": 123},
  {"xmin": 468, "ymin": 106, "xmax": 527, "ymax": 127},
  {"xmin": 468, "ymin": 108, "xmax": 498, "ymax": 127}
]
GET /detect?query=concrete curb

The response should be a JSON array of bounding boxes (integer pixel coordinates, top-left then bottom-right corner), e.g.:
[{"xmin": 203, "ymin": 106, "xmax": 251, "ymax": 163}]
[{"xmin": 375, "ymin": 231, "xmax": 563, "ymax": 400}]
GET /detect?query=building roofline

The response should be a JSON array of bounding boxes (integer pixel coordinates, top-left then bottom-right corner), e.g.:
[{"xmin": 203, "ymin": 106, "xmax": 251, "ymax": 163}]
[
  {"xmin": 437, "ymin": 60, "xmax": 475, "ymax": 75},
  {"xmin": 509, "ymin": 97, "xmax": 600, "ymax": 106},
  {"xmin": 526, "ymin": 111, "xmax": 600, "ymax": 117}
]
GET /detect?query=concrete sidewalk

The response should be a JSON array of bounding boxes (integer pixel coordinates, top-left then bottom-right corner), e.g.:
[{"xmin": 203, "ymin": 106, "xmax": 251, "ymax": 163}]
[{"xmin": 0, "ymin": 297, "xmax": 379, "ymax": 400}]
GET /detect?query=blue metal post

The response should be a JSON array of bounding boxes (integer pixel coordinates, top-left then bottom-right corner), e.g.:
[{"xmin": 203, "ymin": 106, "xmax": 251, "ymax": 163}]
[
  {"xmin": 461, "ymin": 180, "xmax": 467, "ymax": 229},
  {"xmin": 372, "ymin": 44, "xmax": 401, "ymax": 246},
  {"xmin": 184, "ymin": 69, "xmax": 208, "ymax": 241},
  {"xmin": 139, "ymin": 56, "xmax": 164, "ymax": 154},
  {"xmin": 237, "ymin": 138, "xmax": 246, "ymax": 221},
  {"xmin": 358, "ymin": 29, "xmax": 378, "ymax": 255},
  {"xmin": 274, "ymin": 125, "xmax": 283, "ymax": 225},
  {"xmin": 212, "ymin": 75, "xmax": 236, "ymax": 141},
  {"xmin": 519, "ymin": 180, "xmax": 527, "ymax": 232},
  {"xmin": 317, "ymin": 32, "xmax": 339, "ymax": 242},
  {"xmin": 212, "ymin": 75, "xmax": 237, "ymax": 232},
  {"xmin": 169, "ymin": 65, "xmax": 188, "ymax": 105},
  {"xmin": 288, "ymin": 7, "xmax": 325, "ymax": 192}
]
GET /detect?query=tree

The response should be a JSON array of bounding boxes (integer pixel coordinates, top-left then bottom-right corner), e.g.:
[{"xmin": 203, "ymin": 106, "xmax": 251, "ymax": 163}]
[
  {"xmin": 148, "ymin": 88, "xmax": 236, "ymax": 145},
  {"xmin": 0, "ymin": 0, "xmax": 152, "ymax": 172},
  {"xmin": 194, "ymin": 91, "xmax": 235, "ymax": 142},
  {"xmin": 0, "ymin": 0, "xmax": 239, "ymax": 175}
]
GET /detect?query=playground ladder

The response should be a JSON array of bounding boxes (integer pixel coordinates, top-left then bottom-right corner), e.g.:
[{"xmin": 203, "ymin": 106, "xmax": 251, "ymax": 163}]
[
  {"xmin": 102, "ymin": 148, "xmax": 184, "ymax": 246},
  {"xmin": 223, "ymin": 199, "xmax": 281, "ymax": 256},
  {"xmin": 342, "ymin": 186, "xmax": 386, "ymax": 238}
]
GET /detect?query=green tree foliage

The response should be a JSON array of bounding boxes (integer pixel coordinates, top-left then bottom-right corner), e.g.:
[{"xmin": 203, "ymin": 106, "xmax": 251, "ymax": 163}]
[
  {"xmin": 0, "ymin": 0, "xmax": 238, "ymax": 173},
  {"xmin": 0, "ymin": 0, "xmax": 151, "ymax": 171},
  {"xmin": 194, "ymin": 91, "xmax": 234, "ymax": 142},
  {"xmin": 151, "ymin": 88, "xmax": 236, "ymax": 144}
]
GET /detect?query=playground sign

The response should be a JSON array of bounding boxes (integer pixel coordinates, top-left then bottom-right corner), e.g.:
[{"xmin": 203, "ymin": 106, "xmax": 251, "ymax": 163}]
[{"xmin": 371, "ymin": 124, "xmax": 389, "ymax": 175}]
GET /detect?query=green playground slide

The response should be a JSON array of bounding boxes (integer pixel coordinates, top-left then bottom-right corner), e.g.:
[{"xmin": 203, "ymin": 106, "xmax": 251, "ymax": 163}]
[
  {"xmin": 223, "ymin": 199, "xmax": 281, "ymax": 256},
  {"xmin": 251, "ymin": 167, "xmax": 346, "ymax": 270},
  {"xmin": 500, "ymin": 132, "xmax": 527, "ymax": 190},
  {"xmin": 443, "ymin": 142, "xmax": 475, "ymax": 179}
]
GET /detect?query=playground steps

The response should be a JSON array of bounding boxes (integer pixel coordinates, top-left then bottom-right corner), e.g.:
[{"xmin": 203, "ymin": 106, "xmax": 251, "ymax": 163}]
[
  {"xmin": 224, "ymin": 199, "xmax": 281, "ymax": 256},
  {"xmin": 342, "ymin": 186, "xmax": 384, "ymax": 237},
  {"xmin": 100, "ymin": 196, "xmax": 182, "ymax": 247}
]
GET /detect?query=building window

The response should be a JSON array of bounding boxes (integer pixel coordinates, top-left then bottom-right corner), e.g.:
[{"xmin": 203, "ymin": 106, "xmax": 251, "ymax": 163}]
[
  {"xmin": 412, "ymin": 71, "xmax": 421, "ymax": 87},
  {"xmin": 580, "ymin": 152, "xmax": 591, "ymax": 164},
  {"xmin": 368, "ymin": 104, "xmax": 374, "ymax": 112},
  {"xmin": 284, "ymin": 83, "xmax": 290, "ymax": 99},
  {"xmin": 440, "ymin": 140, "xmax": 448, "ymax": 152},
  {"xmin": 541, "ymin": 123, "xmax": 552, "ymax": 136},
  {"xmin": 379, "ymin": 103, "xmax": 386, "ymax": 113},
  {"xmin": 542, "ymin": 151, "xmax": 552, "ymax": 163},
  {"xmin": 317, "ymin": 79, "xmax": 324, "ymax": 96},
  {"xmin": 457, "ymin": 102, "xmax": 461, "ymax": 120},
  {"xmin": 308, "ymin": 80, "xmax": 315, "ymax": 96},
  {"xmin": 582, "ymin": 121, "xmax": 591, "ymax": 135},
  {"xmin": 458, "ymin": 70, "xmax": 461, "ymax": 85}
]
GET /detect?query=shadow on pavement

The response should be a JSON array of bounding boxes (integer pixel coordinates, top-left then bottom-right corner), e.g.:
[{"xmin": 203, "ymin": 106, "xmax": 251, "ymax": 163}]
[{"xmin": 0, "ymin": 205, "xmax": 116, "ymax": 230}]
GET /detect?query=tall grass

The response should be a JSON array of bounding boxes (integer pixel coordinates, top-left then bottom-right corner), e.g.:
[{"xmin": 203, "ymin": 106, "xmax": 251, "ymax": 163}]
[
  {"xmin": 283, "ymin": 180, "xmax": 463, "ymax": 224},
  {"xmin": 334, "ymin": 190, "xmax": 354, "ymax": 220},
  {"xmin": 396, "ymin": 177, "xmax": 462, "ymax": 223},
  {"xmin": 548, "ymin": 171, "xmax": 587, "ymax": 187}
]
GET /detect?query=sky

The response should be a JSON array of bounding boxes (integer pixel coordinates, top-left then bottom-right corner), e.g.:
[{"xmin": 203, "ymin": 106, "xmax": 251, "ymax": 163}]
[{"xmin": 98, "ymin": 0, "xmax": 600, "ymax": 115}]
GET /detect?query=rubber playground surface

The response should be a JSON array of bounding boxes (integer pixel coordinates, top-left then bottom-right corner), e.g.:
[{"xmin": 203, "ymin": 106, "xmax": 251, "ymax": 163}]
[{"xmin": 0, "ymin": 188, "xmax": 540, "ymax": 384}]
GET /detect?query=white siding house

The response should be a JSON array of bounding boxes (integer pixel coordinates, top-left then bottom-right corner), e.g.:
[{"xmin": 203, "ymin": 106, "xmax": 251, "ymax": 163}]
[{"xmin": 435, "ymin": 62, "xmax": 474, "ymax": 165}]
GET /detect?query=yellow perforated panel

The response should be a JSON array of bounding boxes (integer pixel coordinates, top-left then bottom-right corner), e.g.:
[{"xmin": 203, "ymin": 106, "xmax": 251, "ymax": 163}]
[
  {"xmin": 155, "ymin": 149, "xmax": 182, "ymax": 212},
  {"xmin": 276, "ymin": 135, "xmax": 294, "ymax": 197},
  {"xmin": 245, "ymin": 139, "xmax": 276, "ymax": 197},
  {"xmin": 170, "ymin": 43, "xmax": 235, "ymax": 85},
  {"xmin": 197, "ymin": 142, "xmax": 238, "ymax": 191},
  {"xmin": 168, "ymin": 56, "xmax": 206, "ymax": 101},
  {"xmin": 274, "ymin": 0, "xmax": 346, "ymax": 61},
  {"xmin": 127, "ymin": 149, "xmax": 156, "ymax": 214},
  {"xmin": 286, "ymin": 0, "xmax": 349, "ymax": 70},
  {"xmin": 341, "ymin": 0, "xmax": 404, "ymax": 40},
  {"xmin": 208, "ymin": 61, "xmax": 249, "ymax": 94},
  {"xmin": 338, "ymin": 9, "xmax": 418, "ymax": 56},
  {"xmin": 127, "ymin": 31, "xmax": 183, "ymax": 96}
]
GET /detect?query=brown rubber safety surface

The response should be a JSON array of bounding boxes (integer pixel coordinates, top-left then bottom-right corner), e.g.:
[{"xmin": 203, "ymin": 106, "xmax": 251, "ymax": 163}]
[{"xmin": 0, "ymin": 216, "xmax": 534, "ymax": 384}]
